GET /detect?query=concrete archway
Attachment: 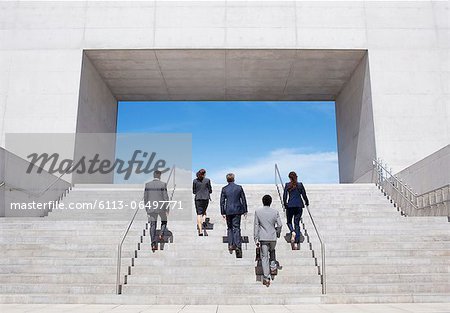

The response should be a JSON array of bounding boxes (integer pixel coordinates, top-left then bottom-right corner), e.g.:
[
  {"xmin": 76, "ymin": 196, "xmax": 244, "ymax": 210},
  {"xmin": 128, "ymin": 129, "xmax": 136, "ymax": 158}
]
[{"xmin": 76, "ymin": 49, "xmax": 376, "ymax": 183}]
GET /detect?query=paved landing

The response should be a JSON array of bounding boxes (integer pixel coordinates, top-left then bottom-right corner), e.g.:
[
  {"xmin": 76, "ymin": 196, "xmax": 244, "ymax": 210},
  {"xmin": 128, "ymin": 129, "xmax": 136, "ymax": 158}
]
[{"xmin": 0, "ymin": 304, "xmax": 449, "ymax": 313}]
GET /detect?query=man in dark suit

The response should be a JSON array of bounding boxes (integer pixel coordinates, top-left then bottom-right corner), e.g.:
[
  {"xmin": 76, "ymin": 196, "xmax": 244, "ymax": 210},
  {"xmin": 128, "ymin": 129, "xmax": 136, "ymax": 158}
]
[
  {"xmin": 220, "ymin": 173, "xmax": 247, "ymax": 258},
  {"xmin": 144, "ymin": 170, "xmax": 169, "ymax": 252}
]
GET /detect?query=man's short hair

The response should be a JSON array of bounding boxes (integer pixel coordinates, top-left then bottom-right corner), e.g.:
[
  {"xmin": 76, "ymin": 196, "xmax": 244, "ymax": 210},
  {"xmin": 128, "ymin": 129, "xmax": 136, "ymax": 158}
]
[
  {"xmin": 154, "ymin": 170, "xmax": 162, "ymax": 178},
  {"xmin": 226, "ymin": 173, "xmax": 235, "ymax": 182},
  {"xmin": 262, "ymin": 195, "xmax": 272, "ymax": 206}
]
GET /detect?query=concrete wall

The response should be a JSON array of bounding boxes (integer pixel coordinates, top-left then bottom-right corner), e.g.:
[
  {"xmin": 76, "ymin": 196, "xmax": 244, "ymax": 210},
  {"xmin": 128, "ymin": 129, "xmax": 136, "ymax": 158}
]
[
  {"xmin": 76, "ymin": 53, "xmax": 117, "ymax": 134},
  {"xmin": 336, "ymin": 53, "xmax": 376, "ymax": 183},
  {"xmin": 396, "ymin": 144, "xmax": 450, "ymax": 195},
  {"xmin": 0, "ymin": 148, "xmax": 4, "ymax": 217},
  {"xmin": 73, "ymin": 53, "xmax": 117, "ymax": 183},
  {"xmin": 0, "ymin": 1, "xmax": 449, "ymax": 182}
]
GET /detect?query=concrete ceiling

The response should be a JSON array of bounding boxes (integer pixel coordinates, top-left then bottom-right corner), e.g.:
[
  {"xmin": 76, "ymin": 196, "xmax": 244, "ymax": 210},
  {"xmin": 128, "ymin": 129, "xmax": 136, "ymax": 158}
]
[{"xmin": 85, "ymin": 49, "xmax": 366, "ymax": 102}]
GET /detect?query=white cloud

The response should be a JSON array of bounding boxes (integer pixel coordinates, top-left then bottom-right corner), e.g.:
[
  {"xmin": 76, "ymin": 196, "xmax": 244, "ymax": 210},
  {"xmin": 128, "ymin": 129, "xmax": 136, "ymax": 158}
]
[{"xmin": 208, "ymin": 149, "xmax": 339, "ymax": 184}]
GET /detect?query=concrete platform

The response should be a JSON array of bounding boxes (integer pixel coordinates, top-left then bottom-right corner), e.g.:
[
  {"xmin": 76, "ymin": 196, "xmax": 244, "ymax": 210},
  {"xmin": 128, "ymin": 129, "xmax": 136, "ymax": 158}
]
[{"xmin": 0, "ymin": 303, "xmax": 449, "ymax": 313}]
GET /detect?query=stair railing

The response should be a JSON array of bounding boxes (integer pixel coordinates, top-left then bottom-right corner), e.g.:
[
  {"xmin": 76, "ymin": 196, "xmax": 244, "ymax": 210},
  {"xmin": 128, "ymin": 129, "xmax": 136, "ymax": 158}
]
[
  {"xmin": 116, "ymin": 166, "xmax": 176, "ymax": 295},
  {"xmin": 415, "ymin": 184, "xmax": 450, "ymax": 216},
  {"xmin": 166, "ymin": 165, "xmax": 176, "ymax": 201},
  {"xmin": 274, "ymin": 164, "xmax": 326, "ymax": 294},
  {"xmin": 2, "ymin": 167, "xmax": 71, "ymax": 198},
  {"xmin": 1, "ymin": 168, "xmax": 72, "ymax": 215},
  {"xmin": 274, "ymin": 164, "xmax": 286, "ymax": 217},
  {"xmin": 372, "ymin": 159, "xmax": 449, "ymax": 216}
]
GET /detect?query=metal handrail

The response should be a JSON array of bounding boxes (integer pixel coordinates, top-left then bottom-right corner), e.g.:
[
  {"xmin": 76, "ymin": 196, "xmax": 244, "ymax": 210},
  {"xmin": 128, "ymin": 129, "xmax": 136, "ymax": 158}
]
[
  {"xmin": 373, "ymin": 159, "xmax": 418, "ymax": 215},
  {"xmin": 373, "ymin": 159, "xmax": 449, "ymax": 215},
  {"xmin": 274, "ymin": 164, "xmax": 286, "ymax": 215},
  {"xmin": 115, "ymin": 197, "xmax": 142, "ymax": 294},
  {"xmin": 116, "ymin": 166, "xmax": 176, "ymax": 295},
  {"xmin": 274, "ymin": 164, "xmax": 326, "ymax": 294},
  {"xmin": 166, "ymin": 166, "xmax": 176, "ymax": 201}
]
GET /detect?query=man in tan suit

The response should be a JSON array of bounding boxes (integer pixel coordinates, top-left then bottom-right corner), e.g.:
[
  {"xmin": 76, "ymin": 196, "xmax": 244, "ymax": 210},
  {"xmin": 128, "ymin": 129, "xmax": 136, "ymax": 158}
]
[{"xmin": 254, "ymin": 195, "xmax": 282, "ymax": 287}]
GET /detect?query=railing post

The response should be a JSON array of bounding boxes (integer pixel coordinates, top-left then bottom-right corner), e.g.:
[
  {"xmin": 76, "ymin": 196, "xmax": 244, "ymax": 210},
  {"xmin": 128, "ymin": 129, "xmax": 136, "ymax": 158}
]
[
  {"xmin": 321, "ymin": 243, "xmax": 326, "ymax": 294},
  {"xmin": 116, "ymin": 244, "xmax": 121, "ymax": 294}
]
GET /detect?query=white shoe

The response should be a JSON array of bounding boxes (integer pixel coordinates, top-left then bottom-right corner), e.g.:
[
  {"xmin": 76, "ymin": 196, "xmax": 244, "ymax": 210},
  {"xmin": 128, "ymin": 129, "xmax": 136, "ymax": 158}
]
[{"xmin": 290, "ymin": 232, "xmax": 296, "ymax": 243}]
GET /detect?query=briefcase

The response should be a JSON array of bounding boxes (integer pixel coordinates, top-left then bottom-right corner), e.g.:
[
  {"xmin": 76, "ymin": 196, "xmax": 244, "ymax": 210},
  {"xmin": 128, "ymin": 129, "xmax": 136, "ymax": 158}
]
[{"xmin": 255, "ymin": 245, "xmax": 261, "ymax": 262}]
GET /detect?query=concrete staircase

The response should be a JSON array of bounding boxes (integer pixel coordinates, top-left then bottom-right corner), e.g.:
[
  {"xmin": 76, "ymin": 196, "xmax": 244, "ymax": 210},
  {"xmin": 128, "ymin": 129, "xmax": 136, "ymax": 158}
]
[
  {"xmin": 304, "ymin": 184, "xmax": 450, "ymax": 304},
  {"xmin": 0, "ymin": 184, "xmax": 448, "ymax": 304}
]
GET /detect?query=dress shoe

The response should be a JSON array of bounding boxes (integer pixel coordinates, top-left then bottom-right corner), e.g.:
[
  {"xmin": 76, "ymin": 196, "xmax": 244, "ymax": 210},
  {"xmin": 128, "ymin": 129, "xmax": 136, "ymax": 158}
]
[
  {"xmin": 235, "ymin": 248, "xmax": 243, "ymax": 258},
  {"xmin": 263, "ymin": 279, "xmax": 270, "ymax": 287},
  {"xmin": 151, "ymin": 243, "xmax": 157, "ymax": 252}
]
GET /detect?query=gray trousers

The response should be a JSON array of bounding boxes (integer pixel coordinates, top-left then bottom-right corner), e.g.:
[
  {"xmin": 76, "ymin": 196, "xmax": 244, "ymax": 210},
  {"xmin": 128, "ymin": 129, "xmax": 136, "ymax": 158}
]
[
  {"xmin": 148, "ymin": 211, "xmax": 168, "ymax": 245},
  {"xmin": 260, "ymin": 241, "xmax": 277, "ymax": 280}
]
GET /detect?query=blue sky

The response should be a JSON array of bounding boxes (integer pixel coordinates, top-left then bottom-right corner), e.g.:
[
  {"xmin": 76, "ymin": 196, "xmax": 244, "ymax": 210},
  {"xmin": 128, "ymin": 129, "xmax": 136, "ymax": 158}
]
[{"xmin": 117, "ymin": 101, "xmax": 339, "ymax": 184}]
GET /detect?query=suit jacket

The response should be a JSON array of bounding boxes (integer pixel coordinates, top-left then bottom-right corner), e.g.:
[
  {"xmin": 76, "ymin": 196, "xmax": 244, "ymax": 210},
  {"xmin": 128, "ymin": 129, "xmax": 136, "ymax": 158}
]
[
  {"xmin": 192, "ymin": 177, "xmax": 212, "ymax": 200},
  {"xmin": 220, "ymin": 182, "xmax": 247, "ymax": 216},
  {"xmin": 144, "ymin": 178, "xmax": 169, "ymax": 214},
  {"xmin": 283, "ymin": 182, "xmax": 309, "ymax": 209},
  {"xmin": 254, "ymin": 206, "xmax": 282, "ymax": 243}
]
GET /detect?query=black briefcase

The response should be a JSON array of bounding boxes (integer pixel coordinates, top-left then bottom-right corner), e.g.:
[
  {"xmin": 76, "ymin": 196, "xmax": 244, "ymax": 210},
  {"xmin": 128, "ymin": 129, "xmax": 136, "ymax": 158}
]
[{"xmin": 255, "ymin": 245, "xmax": 261, "ymax": 262}]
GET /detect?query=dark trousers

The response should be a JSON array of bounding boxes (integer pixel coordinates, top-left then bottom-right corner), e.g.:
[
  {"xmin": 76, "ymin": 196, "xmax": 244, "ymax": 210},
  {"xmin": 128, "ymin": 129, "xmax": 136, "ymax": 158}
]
[
  {"xmin": 148, "ymin": 211, "xmax": 168, "ymax": 245},
  {"xmin": 226, "ymin": 214, "xmax": 242, "ymax": 249},
  {"xmin": 286, "ymin": 207, "xmax": 303, "ymax": 243}
]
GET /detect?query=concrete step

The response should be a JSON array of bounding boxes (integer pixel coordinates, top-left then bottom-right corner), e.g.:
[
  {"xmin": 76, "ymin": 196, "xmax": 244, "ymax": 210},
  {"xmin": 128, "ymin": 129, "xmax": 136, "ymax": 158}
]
[
  {"xmin": 327, "ymin": 273, "xmax": 450, "ymax": 284},
  {"xmin": 0, "ymin": 258, "xmax": 118, "ymax": 266},
  {"xmin": 327, "ymin": 283, "xmax": 450, "ymax": 293},
  {"xmin": 323, "ymin": 293, "xmax": 450, "ymax": 304},
  {"xmin": 287, "ymin": 241, "xmax": 450, "ymax": 250},
  {"xmin": 1, "ymin": 183, "xmax": 449, "ymax": 305},
  {"xmin": 134, "ymin": 248, "xmax": 313, "ymax": 258},
  {"xmin": 122, "ymin": 283, "xmax": 323, "ymax": 295},
  {"xmin": 126, "ymin": 273, "xmax": 322, "ymax": 285},
  {"xmin": 0, "ymin": 293, "xmax": 324, "ymax": 305},
  {"xmin": 325, "ymin": 264, "xmax": 450, "ymax": 274},
  {"xmin": 131, "ymin": 257, "xmax": 315, "ymax": 267},
  {"xmin": 1, "ymin": 249, "xmax": 131, "ymax": 258},
  {"xmin": 128, "ymin": 266, "xmax": 319, "ymax": 276},
  {"xmin": 324, "ymin": 256, "xmax": 450, "ymax": 266},
  {"xmin": 0, "ymin": 265, "xmax": 125, "ymax": 274},
  {"xmin": 0, "ymin": 284, "xmax": 115, "ymax": 294},
  {"xmin": 326, "ymin": 249, "xmax": 450, "ymax": 257}
]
